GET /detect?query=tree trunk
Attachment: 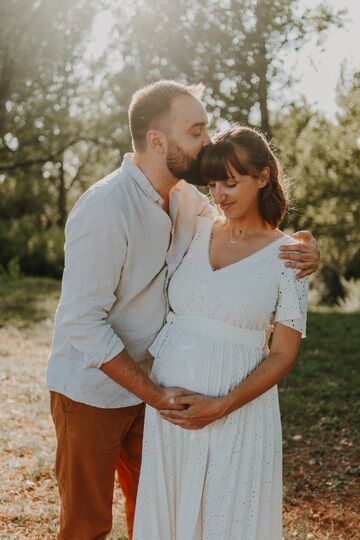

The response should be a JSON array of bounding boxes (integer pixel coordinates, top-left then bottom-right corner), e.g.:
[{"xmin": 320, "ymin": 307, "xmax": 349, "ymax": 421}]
[{"xmin": 255, "ymin": 0, "xmax": 271, "ymax": 137}]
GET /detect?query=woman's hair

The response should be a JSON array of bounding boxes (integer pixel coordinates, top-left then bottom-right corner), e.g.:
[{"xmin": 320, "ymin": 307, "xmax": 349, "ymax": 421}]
[{"xmin": 199, "ymin": 125, "xmax": 288, "ymax": 228}]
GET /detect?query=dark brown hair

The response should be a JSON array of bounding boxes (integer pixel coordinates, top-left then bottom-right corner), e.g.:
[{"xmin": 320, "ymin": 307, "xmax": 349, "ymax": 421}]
[
  {"xmin": 199, "ymin": 125, "xmax": 288, "ymax": 228},
  {"xmin": 129, "ymin": 80, "xmax": 205, "ymax": 152}
]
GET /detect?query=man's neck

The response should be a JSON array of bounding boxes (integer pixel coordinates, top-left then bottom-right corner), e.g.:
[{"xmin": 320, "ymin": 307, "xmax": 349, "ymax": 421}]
[{"xmin": 131, "ymin": 152, "xmax": 178, "ymax": 202}]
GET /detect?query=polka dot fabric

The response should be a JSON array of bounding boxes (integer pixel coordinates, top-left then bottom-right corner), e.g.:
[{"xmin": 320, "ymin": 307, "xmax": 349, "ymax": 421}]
[{"xmin": 133, "ymin": 217, "xmax": 309, "ymax": 540}]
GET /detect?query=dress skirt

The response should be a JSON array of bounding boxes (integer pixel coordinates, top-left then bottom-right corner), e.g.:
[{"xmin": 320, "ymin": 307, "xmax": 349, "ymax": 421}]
[{"xmin": 133, "ymin": 314, "xmax": 282, "ymax": 540}]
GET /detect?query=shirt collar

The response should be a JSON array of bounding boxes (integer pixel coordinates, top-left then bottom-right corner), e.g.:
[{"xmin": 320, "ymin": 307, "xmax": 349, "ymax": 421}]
[{"xmin": 121, "ymin": 153, "xmax": 164, "ymax": 206}]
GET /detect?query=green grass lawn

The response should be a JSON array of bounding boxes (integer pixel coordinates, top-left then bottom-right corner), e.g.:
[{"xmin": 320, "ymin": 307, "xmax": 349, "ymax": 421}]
[{"xmin": 280, "ymin": 310, "xmax": 360, "ymax": 436}]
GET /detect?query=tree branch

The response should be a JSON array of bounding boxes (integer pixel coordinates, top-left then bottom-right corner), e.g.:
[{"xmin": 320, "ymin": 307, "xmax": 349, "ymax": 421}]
[{"xmin": 0, "ymin": 136, "xmax": 104, "ymax": 172}]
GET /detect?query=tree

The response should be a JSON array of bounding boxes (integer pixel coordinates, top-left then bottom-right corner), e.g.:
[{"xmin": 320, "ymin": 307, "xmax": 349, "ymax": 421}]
[
  {"xmin": 273, "ymin": 71, "xmax": 360, "ymax": 303},
  {"xmin": 102, "ymin": 0, "xmax": 344, "ymax": 140},
  {"xmin": 0, "ymin": 1, "xmax": 108, "ymax": 274}
]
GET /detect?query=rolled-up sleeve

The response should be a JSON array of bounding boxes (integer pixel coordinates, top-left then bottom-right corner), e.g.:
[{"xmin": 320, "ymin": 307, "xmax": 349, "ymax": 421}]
[{"xmin": 60, "ymin": 195, "xmax": 127, "ymax": 368}]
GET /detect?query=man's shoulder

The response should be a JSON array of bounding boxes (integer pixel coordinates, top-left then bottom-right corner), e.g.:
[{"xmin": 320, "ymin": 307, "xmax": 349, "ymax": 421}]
[
  {"xmin": 68, "ymin": 167, "xmax": 132, "ymax": 218},
  {"xmin": 174, "ymin": 180, "xmax": 207, "ymax": 200},
  {"xmin": 80, "ymin": 168, "xmax": 130, "ymax": 203}
]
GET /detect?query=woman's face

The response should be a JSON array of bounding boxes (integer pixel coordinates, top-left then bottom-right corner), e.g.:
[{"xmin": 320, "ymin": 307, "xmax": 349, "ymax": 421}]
[{"xmin": 208, "ymin": 162, "xmax": 267, "ymax": 220}]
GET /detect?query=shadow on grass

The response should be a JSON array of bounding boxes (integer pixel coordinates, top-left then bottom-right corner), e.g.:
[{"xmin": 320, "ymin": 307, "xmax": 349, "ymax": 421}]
[{"xmin": 0, "ymin": 276, "xmax": 60, "ymax": 327}]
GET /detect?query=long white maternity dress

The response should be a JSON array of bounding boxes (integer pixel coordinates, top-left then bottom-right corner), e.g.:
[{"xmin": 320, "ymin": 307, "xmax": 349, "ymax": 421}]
[{"xmin": 133, "ymin": 217, "xmax": 308, "ymax": 540}]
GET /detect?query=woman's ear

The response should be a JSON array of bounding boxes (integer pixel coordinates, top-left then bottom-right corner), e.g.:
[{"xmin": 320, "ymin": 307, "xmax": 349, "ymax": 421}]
[
  {"xmin": 146, "ymin": 130, "xmax": 167, "ymax": 155},
  {"xmin": 258, "ymin": 166, "xmax": 270, "ymax": 188}
]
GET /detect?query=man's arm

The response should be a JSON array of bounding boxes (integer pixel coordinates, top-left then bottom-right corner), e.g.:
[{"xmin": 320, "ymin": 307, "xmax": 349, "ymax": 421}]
[
  {"xmin": 100, "ymin": 349, "xmax": 194, "ymax": 409},
  {"xmin": 196, "ymin": 195, "xmax": 321, "ymax": 279},
  {"xmin": 279, "ymin": 230, "xmax": 320, "ymax": 279},
  {"xmin": 62, "ymin": 195, "xmax": 191, "ymax": 410}
]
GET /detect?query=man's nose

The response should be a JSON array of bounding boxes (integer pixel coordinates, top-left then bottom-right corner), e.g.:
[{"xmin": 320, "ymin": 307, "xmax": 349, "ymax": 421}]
[{"xmin": 202, "ymin": 130, "xmax": 211, "ymax": 147}]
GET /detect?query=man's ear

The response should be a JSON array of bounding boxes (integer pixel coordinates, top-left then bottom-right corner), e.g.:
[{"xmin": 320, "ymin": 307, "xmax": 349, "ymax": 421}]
[
  {"xmin": 146, "ymin": 130, "xmax": 167, "ymax": 155},
  {"xmin": 258, "ymin": 166, "xmax": 270, "ymax": 188}
]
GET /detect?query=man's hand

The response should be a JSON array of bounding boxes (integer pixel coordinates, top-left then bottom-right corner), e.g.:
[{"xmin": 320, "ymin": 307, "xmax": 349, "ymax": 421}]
[
  {"xmin": 279, "ymin": 230, "xmax": 320, "ymax": 279},
  {"xmin": 159, "ymin": 394, "xmax": 227, "ymax": 429},
  {"xmin": 150, "ymin": 387, "xmax": 201, "ymax": 411}
]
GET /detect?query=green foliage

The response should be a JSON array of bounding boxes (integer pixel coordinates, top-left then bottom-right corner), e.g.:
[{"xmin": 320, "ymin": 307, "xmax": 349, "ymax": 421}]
[
  {"xmin": 274, "ymin": 71, "xmax": 360, "ymax": 304},
  {"xmin": 0, "ymin": 0, "xmax": 353, "ymax": 304},
  {"xmin": 0, "ymin": 216, "xmax": 64, "ymax": 277}
]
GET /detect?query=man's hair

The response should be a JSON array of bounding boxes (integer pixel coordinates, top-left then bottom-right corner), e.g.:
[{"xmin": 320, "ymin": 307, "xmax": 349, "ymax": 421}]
[{"xmin": 128, "ymin": 80, "xmax": 205, "ymax": 152}]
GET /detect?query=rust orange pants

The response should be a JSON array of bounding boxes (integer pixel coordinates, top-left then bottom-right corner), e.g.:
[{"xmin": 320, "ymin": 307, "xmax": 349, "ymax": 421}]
[{"xmin": 50, "ymin": 391, "xmax": 144, "ymax": 540}]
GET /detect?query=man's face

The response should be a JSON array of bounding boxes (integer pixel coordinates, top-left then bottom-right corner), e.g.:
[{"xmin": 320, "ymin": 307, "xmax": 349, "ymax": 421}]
[{"xmin": 164, "ymin": 95, "xmax": 210, "ymax": 184}]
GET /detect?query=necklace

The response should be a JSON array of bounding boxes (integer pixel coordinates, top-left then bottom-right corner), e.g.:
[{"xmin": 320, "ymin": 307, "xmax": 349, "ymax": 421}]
[
  {"xmin": 229, "ymin": 232, "xmax": 241, "ymax": 245},
  {"xmin": 227, "ymin": 222, "xmax": 242, "ymax": 244}
]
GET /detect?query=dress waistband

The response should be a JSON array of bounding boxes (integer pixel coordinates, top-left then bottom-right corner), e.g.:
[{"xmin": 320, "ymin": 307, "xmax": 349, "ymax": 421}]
[{"xmin": 148, "ymin": 312, "xmax": 269, "ymax": 357}]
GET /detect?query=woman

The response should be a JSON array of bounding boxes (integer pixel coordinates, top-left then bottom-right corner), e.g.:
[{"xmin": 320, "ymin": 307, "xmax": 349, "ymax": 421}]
[{"xmin": 133, "ymin": 125, "xmax": 309, "ymax": 539}]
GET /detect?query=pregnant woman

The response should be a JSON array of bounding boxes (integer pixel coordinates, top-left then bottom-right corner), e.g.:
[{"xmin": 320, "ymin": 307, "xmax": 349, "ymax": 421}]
[{"xmin": 133, "ymin": 125, "xmax": 309, "ymax": 540}]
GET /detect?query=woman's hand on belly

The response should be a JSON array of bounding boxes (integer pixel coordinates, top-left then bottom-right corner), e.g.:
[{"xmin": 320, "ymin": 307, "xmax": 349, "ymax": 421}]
[{"xmin": 159, "ymin": 394, "xmax": 228, "ymax": 430}]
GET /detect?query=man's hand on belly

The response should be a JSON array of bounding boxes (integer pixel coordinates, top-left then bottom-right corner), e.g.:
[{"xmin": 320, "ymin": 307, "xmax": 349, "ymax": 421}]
[
  {"xmin": 159, "ymin": 394, "xmax": 227, "ymax": 429},
  {"xmin": 151, "ymin": 387, "xmax": 200, "ymax": 411}
]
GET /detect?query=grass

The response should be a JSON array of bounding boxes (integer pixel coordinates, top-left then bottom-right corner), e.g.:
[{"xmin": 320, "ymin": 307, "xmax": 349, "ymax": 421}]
[
  {"xmin": 0, "ymin": 278, "xmax": 359, "ymax": 539},
  {"xmin": 0, "ymin": 276, "xmax": 60, "ymax": 327},
  {"xmin": 279, "ymin": 311, "xmax": 360, "ymax": 539}
]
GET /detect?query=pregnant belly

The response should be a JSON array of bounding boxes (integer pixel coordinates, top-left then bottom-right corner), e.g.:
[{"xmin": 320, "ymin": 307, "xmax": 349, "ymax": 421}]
[{"xmin": 150, "ymin": 329, "xmax": 265, "ymax": 398}]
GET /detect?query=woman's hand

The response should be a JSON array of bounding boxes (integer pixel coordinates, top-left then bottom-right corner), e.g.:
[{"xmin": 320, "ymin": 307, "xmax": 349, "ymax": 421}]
[
  {"xmin": 279, "ymin": 230, "xmax": 320, "ymax": 279},
  {"xmin": 159, "ymin": 394, "xmax": 228, "ymax": 430},
  {"xmin": 151, "ymin": 387, "xmax": 200, "ymax": 411}
]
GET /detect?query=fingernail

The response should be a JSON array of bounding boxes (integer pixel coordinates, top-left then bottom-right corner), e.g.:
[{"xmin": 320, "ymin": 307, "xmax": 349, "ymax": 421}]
[{"xmin": 286, "ymin": 263, "xmax": 291, "ymax": 267}]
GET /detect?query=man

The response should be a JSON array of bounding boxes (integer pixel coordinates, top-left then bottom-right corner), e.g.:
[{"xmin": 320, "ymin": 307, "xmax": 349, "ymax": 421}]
[{"xmin": 48, "ymin": 80, "xmax": 319, "ymax": 540}]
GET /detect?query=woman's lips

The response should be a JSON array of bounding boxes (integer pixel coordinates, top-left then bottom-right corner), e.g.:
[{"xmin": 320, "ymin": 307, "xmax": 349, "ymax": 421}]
[{"xmin": 220, "ymin": 202, "xmax": 234, "ymax": 210}]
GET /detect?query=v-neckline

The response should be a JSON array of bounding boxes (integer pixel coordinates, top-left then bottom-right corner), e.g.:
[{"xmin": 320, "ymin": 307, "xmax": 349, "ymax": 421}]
[{"xmin": 206, "ymin": 219, "xmax": 285, "ymax": 273}]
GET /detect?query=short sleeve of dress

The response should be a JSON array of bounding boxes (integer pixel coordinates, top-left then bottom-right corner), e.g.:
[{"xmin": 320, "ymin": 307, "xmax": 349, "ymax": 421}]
[{"xmin": 274, "ymin": 266, "xmax": 309, "ymax": 338}]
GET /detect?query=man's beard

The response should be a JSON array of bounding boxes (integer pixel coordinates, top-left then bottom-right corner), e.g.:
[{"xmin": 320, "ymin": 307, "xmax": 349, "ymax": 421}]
[{"xmin": 166, "ymin": 139, "xmax": 203, "ymax": 186}]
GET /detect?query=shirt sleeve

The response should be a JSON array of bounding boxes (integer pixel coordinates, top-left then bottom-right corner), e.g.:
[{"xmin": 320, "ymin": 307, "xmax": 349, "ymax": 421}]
[
  {"xmin": 197, "ymin": 192, "xmax": 216, "ymax": 218},
  {"xmin": 274, "ymin": 266, "xmax": 309, "ymax": 338},
  {"xmin": 60, "ymin": 195, "xmax": 127, "ymax": 368}
]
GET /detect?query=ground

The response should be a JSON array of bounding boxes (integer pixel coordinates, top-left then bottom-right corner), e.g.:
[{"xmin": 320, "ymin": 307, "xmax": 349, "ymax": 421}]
[{"xmin": 0, "ymin": 278, "xmax": 359, "ymax": 539}]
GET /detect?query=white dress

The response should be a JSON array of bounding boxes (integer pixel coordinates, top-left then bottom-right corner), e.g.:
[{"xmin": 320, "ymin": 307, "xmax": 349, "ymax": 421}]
[{"xmin": 133, "ymin": 217, "xmax": 308, "ymax": 540}]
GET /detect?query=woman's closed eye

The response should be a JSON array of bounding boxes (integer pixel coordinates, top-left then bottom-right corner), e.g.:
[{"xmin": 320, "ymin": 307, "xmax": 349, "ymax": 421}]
[{"xmin": 208, "ymin": 181, "xmax": 237, "ymax": 189}]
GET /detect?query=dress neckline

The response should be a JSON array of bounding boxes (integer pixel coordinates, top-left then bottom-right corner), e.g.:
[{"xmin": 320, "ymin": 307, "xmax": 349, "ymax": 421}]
[{"xmin": 206, "ymin": 218, "xmax": 286, "ymax": 273}]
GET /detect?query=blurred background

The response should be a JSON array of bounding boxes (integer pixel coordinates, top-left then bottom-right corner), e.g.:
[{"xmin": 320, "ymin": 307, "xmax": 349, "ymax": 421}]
[
  {"xmin": 0, "ymin": 0, "xmax": 359, "ymax": 307},
  {"xmin": 0, "ymin": 2, "xmax": 359, "ymax": 538}
]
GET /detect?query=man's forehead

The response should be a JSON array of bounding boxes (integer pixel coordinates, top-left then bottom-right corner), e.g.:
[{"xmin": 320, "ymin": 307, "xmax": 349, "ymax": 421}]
[{"xmin": 169, "ymin": 94, "xmax": 208, "ymax": 126}]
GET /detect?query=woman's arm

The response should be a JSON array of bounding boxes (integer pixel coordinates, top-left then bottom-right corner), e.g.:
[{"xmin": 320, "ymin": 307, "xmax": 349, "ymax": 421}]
[{"xmin": 159, "ymin": 323, "xmax": 301, "ymax": 430}]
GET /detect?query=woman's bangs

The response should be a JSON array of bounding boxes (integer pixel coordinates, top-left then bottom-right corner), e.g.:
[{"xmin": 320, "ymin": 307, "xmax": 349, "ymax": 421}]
[
  {"xmin": 200, "ymin": 144, "xmax": 232, "ymax": 184},
  {"xmin": 200, "ymin": 141, "xmax": 253, "ymax": 185}
]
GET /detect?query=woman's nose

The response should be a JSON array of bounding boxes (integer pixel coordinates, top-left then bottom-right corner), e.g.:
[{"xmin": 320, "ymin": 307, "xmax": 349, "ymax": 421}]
[{"xmin": 212, "ymin": 185, "xmax": 226, "ymax": 204}]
